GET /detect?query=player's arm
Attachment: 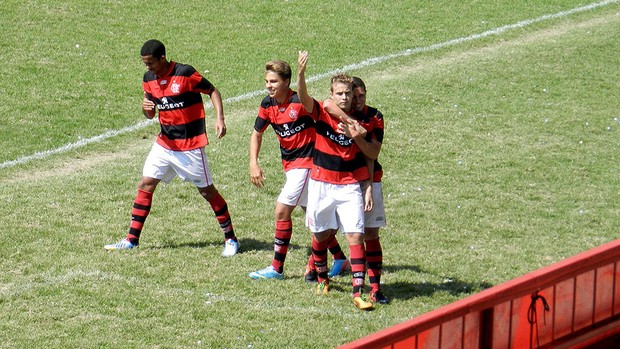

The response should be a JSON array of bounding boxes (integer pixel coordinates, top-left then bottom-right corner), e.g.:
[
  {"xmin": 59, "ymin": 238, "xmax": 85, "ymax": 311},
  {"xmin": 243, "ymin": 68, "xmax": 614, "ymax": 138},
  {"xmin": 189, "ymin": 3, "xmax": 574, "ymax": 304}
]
[
  {"xmin": 323, "ymin": 98, "xmax": 367, "ymax": 138},
  {"xmin": 208, "ymin": 87, "xmax": 227, "ymax": 139},
  {"xmin": 249, "ymin": 129, "xmax": 266, "ymax": 188},
  {"xmin": 363, "ymin": 159, "xmax": 374, "ymax": 212},
  {"xmin": 337, "ymin": 118, "xmax": 381, "ymax": 160},
  {"xmin": 142, "ymin": 92, "xmax": 157, "ymax": 119},
  {"xmin": 355, "ymin": 138, "xmax": 381, "ymax": 161},
  {"xmin": 296, "ymin": 50, "xmax": 314, "ymax": 114}
]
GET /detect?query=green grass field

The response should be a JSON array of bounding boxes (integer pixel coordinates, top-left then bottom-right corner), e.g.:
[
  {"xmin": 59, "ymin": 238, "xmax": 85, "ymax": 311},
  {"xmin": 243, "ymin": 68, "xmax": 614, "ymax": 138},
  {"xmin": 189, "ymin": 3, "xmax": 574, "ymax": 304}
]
[{"xmin": 1, "ymin": 1, "xmax": 619, "ymax": 348}]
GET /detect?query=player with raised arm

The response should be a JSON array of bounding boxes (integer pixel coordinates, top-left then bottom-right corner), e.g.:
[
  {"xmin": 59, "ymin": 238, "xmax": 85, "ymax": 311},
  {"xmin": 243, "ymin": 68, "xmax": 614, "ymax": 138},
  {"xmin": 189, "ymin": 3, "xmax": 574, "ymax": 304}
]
[{"xmin": 298, "ymin": 51, "xmax": 375, "ymax": 310}]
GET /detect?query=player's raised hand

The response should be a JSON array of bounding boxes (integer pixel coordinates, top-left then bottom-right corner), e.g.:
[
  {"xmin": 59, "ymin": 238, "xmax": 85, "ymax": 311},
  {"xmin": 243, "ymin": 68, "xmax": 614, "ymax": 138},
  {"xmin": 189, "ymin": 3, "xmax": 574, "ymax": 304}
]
[{"xmin": 298, "ymin": 50, "xmax": 308, "ymax": 75}]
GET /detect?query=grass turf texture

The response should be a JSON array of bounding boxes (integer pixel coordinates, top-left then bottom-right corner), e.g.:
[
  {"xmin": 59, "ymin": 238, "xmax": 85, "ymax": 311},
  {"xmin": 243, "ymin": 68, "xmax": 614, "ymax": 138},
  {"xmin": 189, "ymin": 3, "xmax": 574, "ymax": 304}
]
[{"xmin": 1, "ymin": 1, "xmax": 619, "ymax": 348}]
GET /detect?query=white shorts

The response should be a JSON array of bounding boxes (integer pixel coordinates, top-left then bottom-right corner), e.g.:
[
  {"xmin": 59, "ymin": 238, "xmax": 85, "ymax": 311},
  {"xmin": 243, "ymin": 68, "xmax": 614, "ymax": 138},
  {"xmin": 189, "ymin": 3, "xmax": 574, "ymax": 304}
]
[
  {"xmin": 142, "ymin": 142, "xmax": 214, "ymax": 188},
  {"xmin": 305, "ymin": 179, "xmax": 364, "ymax": 234},
  {"xmin": 277, "ymin": 168, "xmax": 310, "ymax": 207},
  {"xmin": 365, "ymin": 182, "xmax": 386, "ymax": 228}
]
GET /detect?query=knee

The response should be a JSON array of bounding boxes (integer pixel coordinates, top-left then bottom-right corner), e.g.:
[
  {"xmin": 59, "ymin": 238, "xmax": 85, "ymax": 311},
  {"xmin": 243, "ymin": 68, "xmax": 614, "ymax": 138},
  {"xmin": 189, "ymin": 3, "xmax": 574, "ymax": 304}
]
[
  {"xmin": 198, "ymin": 185, "xmax": 218, "ymax": 201},
  {"xmin": 138, "ymin": 177, "xmax": 159, "ymax": 192}
]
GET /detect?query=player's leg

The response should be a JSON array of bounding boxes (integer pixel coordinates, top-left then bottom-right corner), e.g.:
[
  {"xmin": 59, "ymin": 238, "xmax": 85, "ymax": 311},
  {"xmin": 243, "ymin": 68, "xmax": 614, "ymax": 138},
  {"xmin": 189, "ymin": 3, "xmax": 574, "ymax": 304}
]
[
  {"xmin": 250, "ymin": 169, "xmax": 309, "ymax": 279},
  {"xmin": 180, "ymin": 147, "xmax": 238, "ymax": 256},
  {"xmin": 327, "ymin": 232, "xmax": 349, "ymax": 277},
  {"xmin": 305, "ymin": 179, "xmax": 337, "ymax": 293},
  {"xmin": 105, "ymin": 143, "xmax": 170, "ymax": 251},
  {"xmin": 198, "ymin": 184, "xmax": 239, "ymax": 256},
  {"xmin": 312, "ymin": 230, "xmax": 333, "ymax": 294},
  {"xmin": 365, "ymin": 182, "xmax": 389, "ymax": 304},
  {"xmin": 249, "ymin": 202, "xmax": 294, "ymax": 279},
  {"xmin": 336, "ymin": 183, "xmax": 372, "ymax": 310}
]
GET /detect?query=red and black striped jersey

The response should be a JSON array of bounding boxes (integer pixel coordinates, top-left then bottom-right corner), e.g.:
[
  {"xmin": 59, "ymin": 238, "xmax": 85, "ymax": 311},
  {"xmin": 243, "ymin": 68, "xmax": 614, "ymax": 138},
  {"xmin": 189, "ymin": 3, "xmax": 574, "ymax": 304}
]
[
  {"xmin": 254, "ymin": 89, "xmax": 319, "ymax": 171},
  {"xmin": 311, "ymin": 101, "xmax": 370, "ymax": 184},
  {"xmin": 143, "ymin": 61, "xmax": 214, "ymax": 151},
  {"xmin": 353, "ymin": 105, "xmax": 384, "ymax": 182}
]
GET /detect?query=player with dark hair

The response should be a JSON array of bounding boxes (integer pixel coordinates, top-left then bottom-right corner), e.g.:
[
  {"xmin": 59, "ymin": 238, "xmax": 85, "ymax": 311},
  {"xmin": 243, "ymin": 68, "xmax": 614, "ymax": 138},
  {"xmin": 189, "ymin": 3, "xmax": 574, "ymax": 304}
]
[
  {"xmin": 104, "ymin": 39, "xmax": 239, "ymax": 257},
  {"xmin": 297, "ymin": 51, "xmax": 375, "ymax": 310},
  {"xmin": 306, "ymin": 77, "xmax": 389, "ymax": 303},
  {"xmin": 349, "ymin": 76, "xmax": 389, "ymax": 304}
]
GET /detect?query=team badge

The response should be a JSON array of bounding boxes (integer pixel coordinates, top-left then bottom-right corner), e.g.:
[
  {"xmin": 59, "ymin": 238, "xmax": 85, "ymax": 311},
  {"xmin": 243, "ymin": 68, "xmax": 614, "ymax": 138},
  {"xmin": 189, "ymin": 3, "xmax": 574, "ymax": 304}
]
[
  {"xmin": 171, "ymin": 82, "xmax": 180, "ymax": 94},
  {"xmin": 289, "ymin": 109, "xmax": 298, "ymax": 120}
]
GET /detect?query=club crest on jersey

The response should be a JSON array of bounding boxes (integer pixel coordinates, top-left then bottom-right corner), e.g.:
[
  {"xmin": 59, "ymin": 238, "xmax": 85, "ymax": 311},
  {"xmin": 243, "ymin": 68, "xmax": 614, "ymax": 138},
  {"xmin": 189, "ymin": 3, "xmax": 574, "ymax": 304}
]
[
  {"xmin": 170, "ymin": 82, "xmax": 181, "ymax": 94},
  {"xmin": 289, "ymin": 109, "xmax": 298, "ymax": 120}
]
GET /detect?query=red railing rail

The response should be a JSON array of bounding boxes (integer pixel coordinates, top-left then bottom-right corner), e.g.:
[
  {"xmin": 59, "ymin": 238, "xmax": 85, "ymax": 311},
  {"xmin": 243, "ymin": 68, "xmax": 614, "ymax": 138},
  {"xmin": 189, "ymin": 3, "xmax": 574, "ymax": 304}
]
[{"xmin": 338, "ymin": 239, "xmax": 620, "ymax": 349}]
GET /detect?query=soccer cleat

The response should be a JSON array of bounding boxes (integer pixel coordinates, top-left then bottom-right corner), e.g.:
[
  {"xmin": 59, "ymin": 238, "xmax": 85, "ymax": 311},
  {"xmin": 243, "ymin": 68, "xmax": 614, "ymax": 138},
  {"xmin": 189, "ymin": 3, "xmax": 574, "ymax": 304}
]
[
  {"xmin": 316, "ymin": 280, "xmax": 329, "ymax": 295},
  {"xmin": 370, "ymin": 290, "xmax": 390, "ymax": 305},
  {"xmin": 249, "ymin": 265, "xmax": 284, "ymax": 280},
  {"xmin": 104, "ymin": 239, "xmax": 137, "ymax": 251},
  {"xmin": 353, "ymin": 295, "xmax": 374, "ymax": 310},
  {"xmin": 222, "ymin": 239, "xmax": 239, "ymax": 257},
  {"xmin": 328, "ymin": 259, "xmax": 350, "ymax": 277},
  {"xmin": 304, "ymin": 269, "xmax": 318, "ymax": 283}
]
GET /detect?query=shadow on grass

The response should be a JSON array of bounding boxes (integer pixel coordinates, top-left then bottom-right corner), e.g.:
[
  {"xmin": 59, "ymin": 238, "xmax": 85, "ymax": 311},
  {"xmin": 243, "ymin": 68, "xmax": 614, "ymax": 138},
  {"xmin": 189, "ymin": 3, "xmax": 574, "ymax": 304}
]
[
  {"xmin": 148, "ymin": 237, "xmax": 307, "ymax": 254},
  {"xmin": 382, "ymin": 264, "xmax": 494, "ymax": 302}
]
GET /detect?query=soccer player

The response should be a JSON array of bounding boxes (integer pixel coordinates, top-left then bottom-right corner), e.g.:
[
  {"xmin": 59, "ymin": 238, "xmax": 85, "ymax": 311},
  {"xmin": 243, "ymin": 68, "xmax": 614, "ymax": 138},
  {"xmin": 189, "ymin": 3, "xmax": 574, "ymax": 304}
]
[
  {"xmin": 297, "ymin": 51, "xmax": 375, "ymax": 310},
  {"xmin": 248, "ymin": 53, "xmax": 349, "ymax": 280},
  {"xmin": 104, "ymin": 39, "xmax": 239, "ymax": 257},
  {"xmin": 338, "ymin": 77, "xmax": 389, "ymax": 304}
]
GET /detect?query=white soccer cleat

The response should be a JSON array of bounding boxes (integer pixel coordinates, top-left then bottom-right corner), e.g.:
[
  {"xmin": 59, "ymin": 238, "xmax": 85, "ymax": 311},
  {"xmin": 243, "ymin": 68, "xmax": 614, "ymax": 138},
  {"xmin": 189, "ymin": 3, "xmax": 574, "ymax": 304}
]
[
  {"xmin": 104, "ymin": 239, "xmax": 137, "ymax": 251},
  {"xmin": 222, "ymin": 239, "xmax": 239, "ymax": 257}
]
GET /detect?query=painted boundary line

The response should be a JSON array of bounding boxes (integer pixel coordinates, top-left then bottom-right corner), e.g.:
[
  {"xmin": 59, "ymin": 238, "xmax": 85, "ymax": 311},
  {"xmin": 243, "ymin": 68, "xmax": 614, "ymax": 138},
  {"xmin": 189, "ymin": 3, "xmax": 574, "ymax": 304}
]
[{"xmin": 1, "ymin": 0, "xmax": 617, "ymax": 170}]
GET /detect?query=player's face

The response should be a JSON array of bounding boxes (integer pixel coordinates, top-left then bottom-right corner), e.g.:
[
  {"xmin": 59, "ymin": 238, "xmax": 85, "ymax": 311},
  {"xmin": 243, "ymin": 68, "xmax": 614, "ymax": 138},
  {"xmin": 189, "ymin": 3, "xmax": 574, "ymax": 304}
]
[
  {"xmin": 142, "ymin": 55, "xmax": 167, "ymax": 76},
  {"xmin": 265, "ymin": 71, "xmax": 289, "ymax": 102},
  {"xmin": 330, "ymin": 82, "xmax": 353, "ymax": 111},
  {"xmin": 353, "ymin": 87, "xmax": 366, "ymax": 112}
]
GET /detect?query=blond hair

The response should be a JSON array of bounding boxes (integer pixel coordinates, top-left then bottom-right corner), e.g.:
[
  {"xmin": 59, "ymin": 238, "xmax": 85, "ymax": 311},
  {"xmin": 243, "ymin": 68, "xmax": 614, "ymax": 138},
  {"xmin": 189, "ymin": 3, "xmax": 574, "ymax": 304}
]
[{"xmin": 330, "ymin": 73, "xmax": 353, "ymax": 92}]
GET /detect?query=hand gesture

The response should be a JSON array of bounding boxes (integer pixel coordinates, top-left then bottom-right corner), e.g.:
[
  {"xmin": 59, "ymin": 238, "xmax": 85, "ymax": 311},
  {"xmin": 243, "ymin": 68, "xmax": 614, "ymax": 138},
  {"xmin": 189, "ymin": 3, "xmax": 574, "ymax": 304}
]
[{"xmin": 298, "ymin": 50, "xmax": 308, "ymax": 76}]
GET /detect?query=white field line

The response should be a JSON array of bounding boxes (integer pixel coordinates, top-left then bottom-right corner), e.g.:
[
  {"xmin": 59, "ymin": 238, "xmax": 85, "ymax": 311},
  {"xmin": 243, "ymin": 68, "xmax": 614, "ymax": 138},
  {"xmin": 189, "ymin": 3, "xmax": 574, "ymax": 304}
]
[{"xmin": 1, "ymin": 0, "xmax": 617, "ymax": 170}]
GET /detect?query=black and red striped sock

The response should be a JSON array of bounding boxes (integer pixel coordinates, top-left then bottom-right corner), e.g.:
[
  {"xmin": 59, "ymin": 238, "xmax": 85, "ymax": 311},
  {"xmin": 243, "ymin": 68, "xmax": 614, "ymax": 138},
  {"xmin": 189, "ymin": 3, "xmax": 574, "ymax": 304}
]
[
  {"xmin": 207, "ymin": 193, "xmax": 236, "ymax": 241},
  {"xmin": 327, "ymin": 234, "xmax": 347, "ymax": 261},
  {"xmin": 271, "ymin": 220, "xmax": 292, "ymax": 273},
  {"xmin": 126, "ymin": 189, "xmax": 153, "ymax": 245},
  {"xmin": 312, "ymin": 237, "xmax": 328, "ymax": 283},
  {"xmin": 349, "ymin": 243, "xmax": 366, "ymax": 297},
  {"xmin": 365, "ymin": 238, "xmax": 383, "ymax": 292}
]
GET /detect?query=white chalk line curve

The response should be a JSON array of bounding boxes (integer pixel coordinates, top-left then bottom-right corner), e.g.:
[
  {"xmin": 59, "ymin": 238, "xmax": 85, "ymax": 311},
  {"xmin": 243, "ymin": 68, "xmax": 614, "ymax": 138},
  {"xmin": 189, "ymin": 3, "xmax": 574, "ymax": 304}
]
[{"xmin": 1, "ymin": 0, "xmax": 617, "ymax": 170}]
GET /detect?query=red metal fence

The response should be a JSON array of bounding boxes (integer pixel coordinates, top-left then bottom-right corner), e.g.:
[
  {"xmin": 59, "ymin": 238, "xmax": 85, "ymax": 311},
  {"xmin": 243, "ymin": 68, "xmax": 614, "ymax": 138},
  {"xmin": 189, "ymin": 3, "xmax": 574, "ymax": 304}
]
[{"xmin": 338, "ymin": 239, "xmax": 620, "ymax": 349}]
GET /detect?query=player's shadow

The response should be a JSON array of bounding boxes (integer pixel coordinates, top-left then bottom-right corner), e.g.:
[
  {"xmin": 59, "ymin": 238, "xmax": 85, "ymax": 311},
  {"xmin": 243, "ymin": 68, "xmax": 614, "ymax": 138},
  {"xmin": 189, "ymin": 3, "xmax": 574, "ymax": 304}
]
[
  {"xmin": 380, "ymin": 264, "xmax": 493, "ymax": 302},
  {"xmin": 148, "ymin": 238, "xmax": 303, "ymax": 254}
]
